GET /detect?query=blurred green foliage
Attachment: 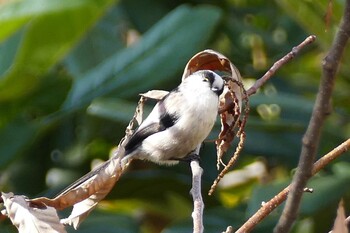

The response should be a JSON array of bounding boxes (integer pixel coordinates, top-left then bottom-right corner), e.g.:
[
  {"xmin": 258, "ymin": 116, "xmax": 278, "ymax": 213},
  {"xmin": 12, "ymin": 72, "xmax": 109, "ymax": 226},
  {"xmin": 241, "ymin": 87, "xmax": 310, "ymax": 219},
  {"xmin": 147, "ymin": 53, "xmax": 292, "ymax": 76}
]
[{"xmin": 0, "ymin": 0, "xmax": 350, "ymax": 232}]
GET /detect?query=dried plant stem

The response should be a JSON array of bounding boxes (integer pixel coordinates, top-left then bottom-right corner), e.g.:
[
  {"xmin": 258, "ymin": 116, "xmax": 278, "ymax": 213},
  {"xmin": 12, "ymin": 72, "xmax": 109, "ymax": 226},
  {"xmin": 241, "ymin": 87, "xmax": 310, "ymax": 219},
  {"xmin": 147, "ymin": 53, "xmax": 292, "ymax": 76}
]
[
  {"xmin": 190, "ymin": 160, "xmax": 204, "ymax": 233},
  {"xmin": 209, "ymin": 132, "xmax": 246, "ymax": 195},
  {"xmin": 211, "ymin": 80, "xmax": 250, "ymax": 195},
  {"xmin": 274, "ymin": 1, "xmax": 350, "ymax": 232},
  {"xmin": 235, "ymin": 138, "xmax": 350, "ymax": 233}
]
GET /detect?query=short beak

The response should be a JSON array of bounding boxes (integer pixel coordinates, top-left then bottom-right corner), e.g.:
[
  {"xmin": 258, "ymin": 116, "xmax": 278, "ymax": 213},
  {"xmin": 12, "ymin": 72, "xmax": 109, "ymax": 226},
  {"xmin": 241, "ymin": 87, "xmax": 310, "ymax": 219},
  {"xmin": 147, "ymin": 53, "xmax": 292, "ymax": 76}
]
[{"xmin": 212, "ymin": 86, "xmax": 224, "ymax": 96}]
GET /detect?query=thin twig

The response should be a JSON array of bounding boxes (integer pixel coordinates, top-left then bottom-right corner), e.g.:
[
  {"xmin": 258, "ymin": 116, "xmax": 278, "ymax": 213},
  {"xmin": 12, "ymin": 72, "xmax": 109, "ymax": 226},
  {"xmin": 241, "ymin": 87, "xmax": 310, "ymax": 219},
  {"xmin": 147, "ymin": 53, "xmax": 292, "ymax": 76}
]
[
  {"xmin": 190, "ymin": 160, "xmax": 204, "ymax": 233},
  {"xmin": 219, "ymin": 35, "xmax": 316, "ymax": 114},
  {"xmin": 235, "ymin": 138, "xmax": 350, "ymax": 233},
  {"xmin": 274, "ymin": 1, "xmax": 350, "ymax": 232},
  {"xmin": 246, "ymin": 35, "xmax": 316, "ymax": 97}
]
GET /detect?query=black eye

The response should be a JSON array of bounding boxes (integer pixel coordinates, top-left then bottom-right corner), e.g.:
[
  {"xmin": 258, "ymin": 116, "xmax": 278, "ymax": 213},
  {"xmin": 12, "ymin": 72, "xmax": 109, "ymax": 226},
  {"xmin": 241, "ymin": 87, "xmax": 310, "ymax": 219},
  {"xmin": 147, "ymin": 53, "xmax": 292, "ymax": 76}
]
[{"xmin": 203, "ymin": 77, "xmax": 209, "ymax": 82}]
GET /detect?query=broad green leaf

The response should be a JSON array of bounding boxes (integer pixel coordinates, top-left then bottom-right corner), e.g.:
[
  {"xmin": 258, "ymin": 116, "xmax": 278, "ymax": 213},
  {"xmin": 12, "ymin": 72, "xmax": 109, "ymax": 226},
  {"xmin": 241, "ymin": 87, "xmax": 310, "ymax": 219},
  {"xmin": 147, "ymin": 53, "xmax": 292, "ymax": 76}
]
[
  {"xmin": 0, "ymin": 120, "xmax": 41, "ymax": 168},
  {"xmin": 87, "ymin": 98, "xmax": 147, "ymax": 123},
  {"xmin": 247, "ymin": 180, "xmax": 287, "ymax": 217},
  {"xmin": 120, "ymin": 0, "xmax": 172, "ymax": 33},
  {"xmin": 0, "ymin": 72, "xmax": 71, "ymax": 167},
  {"xmin": 102, "ymin": 193, "xmax": 191, "ymax": 222},
  {"xmin": 68, "ymin": 210, "xmax": 139, "ymax": 233},
  {"xmin": 0, "ymin": 0, "xmax": 115, "ymax": 101},
  {"xmin": 0, "ymin": 0, "xmax": 98, "ymax": 41},
  {"xmin": 249, "ymin": 93, "xmax": 314, "ymax": 121},
  {"xmin": 244, "ymin": 128, "xmax": 303, "ymax": 165},
  {"xmin": 248, "ymin": 164, "xmax": 350, "ymax": 225},
  {"xmin": 164, "ymin": 207, "xmax": 245, "ymax": 233},
  {"xmin": 242, "ymin": 93, "xmax": 314, "ymax": 164},
  {"xmin": 64, "ymin": 3, "xmax": 126, "ymax": 77},
  {"xmin": 300, "ymin": 163, "xmax": 350, "ymax": 215},
  {"xmin": 63, "ymin": 5, "xmax": 223, "ymax": 110},
  {"xmin": 276, "ymin": 0, "xmax": 343, "ymax": 48},
  {"xmin": 109, "ymin": 169, "xmax": 191, "ymax": 201},
  {"xmin": 0, "ymin": 29, "xmax": 24, "ymax": 75}
]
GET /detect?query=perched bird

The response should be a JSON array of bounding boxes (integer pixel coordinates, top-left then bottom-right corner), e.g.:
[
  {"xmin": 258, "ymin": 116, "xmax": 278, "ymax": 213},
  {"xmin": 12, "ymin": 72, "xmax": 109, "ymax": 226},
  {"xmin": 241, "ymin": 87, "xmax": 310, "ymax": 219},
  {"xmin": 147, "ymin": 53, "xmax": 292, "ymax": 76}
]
[
  {"xmin": 122, "ymin": 70, "xmax": 224, "ymax": 165},
  {"xmin": 54, "ymin": 70, "xmax": 224, "ymax": 198}
]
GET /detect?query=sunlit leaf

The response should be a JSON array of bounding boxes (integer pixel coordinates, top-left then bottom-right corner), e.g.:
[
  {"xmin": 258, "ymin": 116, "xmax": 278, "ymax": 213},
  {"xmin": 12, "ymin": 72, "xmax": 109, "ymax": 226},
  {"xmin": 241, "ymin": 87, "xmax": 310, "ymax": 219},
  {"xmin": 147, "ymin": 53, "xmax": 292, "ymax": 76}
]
[
  {"xmin": 63, "ymin": 5, "xmax": 223, "ymax": 110},
  {"xmin": 0, "ymin": 0, "xmax": 115, "ymax": 101},
  {"xmin": 1, "ymin": 192, "xmax": 66, "ymax": 233}
]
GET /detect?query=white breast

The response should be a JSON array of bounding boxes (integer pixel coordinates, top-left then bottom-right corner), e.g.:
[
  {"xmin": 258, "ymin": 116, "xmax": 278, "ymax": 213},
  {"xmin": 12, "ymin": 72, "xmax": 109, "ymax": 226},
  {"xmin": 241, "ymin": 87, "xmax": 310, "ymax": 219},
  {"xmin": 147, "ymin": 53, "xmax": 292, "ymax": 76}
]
[{"xmin": 140, "ymin": 87, "xmax": 219, "ymax": 164}]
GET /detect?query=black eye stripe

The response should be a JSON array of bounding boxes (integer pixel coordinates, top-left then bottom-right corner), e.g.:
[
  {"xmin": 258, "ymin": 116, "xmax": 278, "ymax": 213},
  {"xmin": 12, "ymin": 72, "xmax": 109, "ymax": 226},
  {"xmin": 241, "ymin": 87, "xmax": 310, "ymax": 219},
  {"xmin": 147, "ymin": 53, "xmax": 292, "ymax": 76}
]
[{"xmin": 202, "ymin": 71, "xmax": 215, "ymax": 85}]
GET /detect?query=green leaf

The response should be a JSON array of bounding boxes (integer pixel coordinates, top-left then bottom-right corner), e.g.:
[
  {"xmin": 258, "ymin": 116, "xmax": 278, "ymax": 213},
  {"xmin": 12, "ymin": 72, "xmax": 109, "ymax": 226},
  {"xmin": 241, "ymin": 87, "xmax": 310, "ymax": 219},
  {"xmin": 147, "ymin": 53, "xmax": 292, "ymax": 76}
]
[
  {"xmin": 247, "ymin": 180, "xmax": 287, "ymax": 217},
  {"xmin": 68, "ymin": 210, "xmax": 139, "ymax": 233},
  {"xmin": 63, "ymin": 5, "xmax": 223, "ymax": 110},
  {"xmin": 64, "ymin": 3, "xmax": 126, "ymax": 77},
  {"xmin": 300, "ymin": 164, "xmax": 350, "ymax": 215},
  {"xmin": 0, "ymin": 120, "xmax": 41, "ymax": 168},
  {"xmin": 87, "ymin": 98, "xmax": 148, "ymax": 123},
  {"xmin": 0, "ymin": 0, "xmax": 115, "ymax": 101},
  {"xmin": 248, "ymin": 165, "xmax": 350, "ymax": 222},
  {"xmin": 276, "ymin": 0, "xmax": 343, "ymax": 48},
  {"xmin": 164, "ymin": 207, "xmax": 245, "ymax": 233},
  {"xmin": 120, "ymin": 0, "xmax": 172, "ymax": 33},
  {"xmin": 0, "ymin": 0, "xmax": 99, "ymax": 41},
  {"xmin": 250, "ymin": 93, "xmax": 314, "ymax": 121}
]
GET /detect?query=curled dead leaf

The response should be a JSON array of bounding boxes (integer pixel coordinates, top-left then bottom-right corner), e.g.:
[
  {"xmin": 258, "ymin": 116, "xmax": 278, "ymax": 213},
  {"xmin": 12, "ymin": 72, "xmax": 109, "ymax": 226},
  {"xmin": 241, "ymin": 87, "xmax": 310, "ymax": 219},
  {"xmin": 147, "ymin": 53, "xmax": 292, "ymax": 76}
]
[
  {"xmin": 29, "ymin": 93, "xmax": 150, "ymax": 229},
  {"xmin": 2, "ymin": 192, "xmax": 66, "ymax": 233}
]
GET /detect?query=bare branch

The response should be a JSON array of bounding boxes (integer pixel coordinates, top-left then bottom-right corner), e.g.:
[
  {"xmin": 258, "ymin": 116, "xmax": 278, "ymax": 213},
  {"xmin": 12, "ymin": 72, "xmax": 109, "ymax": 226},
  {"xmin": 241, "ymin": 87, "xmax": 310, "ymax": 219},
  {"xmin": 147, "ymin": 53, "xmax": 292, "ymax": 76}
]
[
  {"xmin": 274, "ymin": 1, "xmax": 350, "ymax": 232},
  {"xmin": 219, "ymin": 35, "xmax": 315, "ymax": 115},
  {"xmin": 190, "ymin": 160, "xmax": 204, "ymax": 233},
  {"xmin": 235, "ymin": 138, "xmax": 350, "ymax": 233},
  {"xmin": 246, "ymin": 35, "xmax": 316, "ymax": 97}
]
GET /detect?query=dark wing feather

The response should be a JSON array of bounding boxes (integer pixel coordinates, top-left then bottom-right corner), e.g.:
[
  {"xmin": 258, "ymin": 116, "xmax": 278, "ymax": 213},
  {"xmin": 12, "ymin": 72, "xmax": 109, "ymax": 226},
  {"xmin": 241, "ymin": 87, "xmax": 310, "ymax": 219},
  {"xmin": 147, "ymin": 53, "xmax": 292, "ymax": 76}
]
[
  {"xmin": 54, "ymin": 94, "xmax": 181, "ymax": 198},
  {"xmin": 124, "ymin": 122, "xmax": 165, "ymax": 154},
  {"xmin": 56, "ymin": 121, "xmax": 166, "ymax": 197},
  {"xmin": 125, "ymin": 111, "xmax": 179, "ymax": 154}
]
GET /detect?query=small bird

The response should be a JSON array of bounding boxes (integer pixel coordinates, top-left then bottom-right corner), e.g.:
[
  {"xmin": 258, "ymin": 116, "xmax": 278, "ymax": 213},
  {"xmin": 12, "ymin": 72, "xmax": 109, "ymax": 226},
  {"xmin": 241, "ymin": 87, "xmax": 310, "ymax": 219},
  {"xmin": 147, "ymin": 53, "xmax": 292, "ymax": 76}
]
[
  {"xmin": 54, "ymin": 70, "xmax": 224, "ymax": 197},
  {"xmin": 121, "ymin": 70, "xmax": 224, "ymax": 165}
]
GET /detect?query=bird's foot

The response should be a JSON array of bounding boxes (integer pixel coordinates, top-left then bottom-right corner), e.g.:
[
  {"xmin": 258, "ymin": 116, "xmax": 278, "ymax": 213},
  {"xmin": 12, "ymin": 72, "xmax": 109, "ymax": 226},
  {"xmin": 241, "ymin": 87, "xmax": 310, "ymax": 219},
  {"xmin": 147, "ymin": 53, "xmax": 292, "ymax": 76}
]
[{"xmin": 171, "ymin": 152, "xmax": 201, "ymax": 163}]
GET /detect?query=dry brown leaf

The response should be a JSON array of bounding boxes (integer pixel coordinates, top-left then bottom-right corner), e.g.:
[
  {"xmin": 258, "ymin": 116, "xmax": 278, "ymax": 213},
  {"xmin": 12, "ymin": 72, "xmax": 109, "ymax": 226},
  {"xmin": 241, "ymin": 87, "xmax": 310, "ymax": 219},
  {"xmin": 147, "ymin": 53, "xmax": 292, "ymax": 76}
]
[
  {"xmin": 30, "ymin": 95, "xmax": 149, "ymax": 228},
  {"xmin": 331, "ymin": 199, "xmax": 349, "ymax": 233},
  {"xmin": 2, "ymin": 192, "xmax": 66, "ymax": 233},
  {"xmin": 140, "ymin": 90, "xmax": 169, "ymax": 100}
]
